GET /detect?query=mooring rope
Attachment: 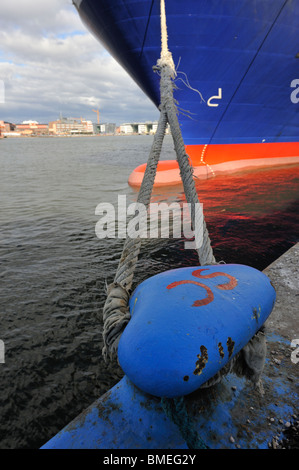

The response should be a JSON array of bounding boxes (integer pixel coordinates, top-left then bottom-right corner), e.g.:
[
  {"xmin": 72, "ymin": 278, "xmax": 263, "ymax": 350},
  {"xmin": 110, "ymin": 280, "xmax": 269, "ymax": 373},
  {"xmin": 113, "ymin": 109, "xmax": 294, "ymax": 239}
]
[
  {"xmin": 102, "ymin": 0, "xmax": 215, "ymax": 363},
  {"xmin": 99, "ymin": 2, "xmax": 270, "ymax": 451},
  {"xmin": 102, "ymin": 111, "xmax": 168, "ymax": 360},
  {"xmin": 161, "ymin": 397, "xmax": 209, "ymax": 449},
  {"xmin": 101, "ymin": 0, "xmax": 213, "ymax": 450}
]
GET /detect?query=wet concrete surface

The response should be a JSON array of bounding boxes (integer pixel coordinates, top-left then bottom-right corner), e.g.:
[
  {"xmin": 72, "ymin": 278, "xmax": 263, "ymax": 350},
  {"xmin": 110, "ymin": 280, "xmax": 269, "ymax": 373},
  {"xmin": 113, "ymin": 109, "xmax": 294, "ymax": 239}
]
[{"xmin": 264, "ymin": 243, "xmax": 299, "ymax": 449}]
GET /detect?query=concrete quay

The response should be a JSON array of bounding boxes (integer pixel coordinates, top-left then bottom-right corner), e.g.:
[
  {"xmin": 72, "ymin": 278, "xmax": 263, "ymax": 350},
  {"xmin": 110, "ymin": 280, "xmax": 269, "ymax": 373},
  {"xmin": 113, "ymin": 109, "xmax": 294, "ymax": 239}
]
[{"xmin": 264, "ymin": 242, "xmax": 298, "ymax": 341}]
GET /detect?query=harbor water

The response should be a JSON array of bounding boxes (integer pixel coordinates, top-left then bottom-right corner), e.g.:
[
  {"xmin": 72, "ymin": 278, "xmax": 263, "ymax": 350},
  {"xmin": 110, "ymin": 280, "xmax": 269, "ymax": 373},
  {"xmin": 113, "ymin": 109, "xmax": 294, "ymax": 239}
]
[{"xmin": 0, "ymin": 135, "xmax": 298, "ymax": 449}]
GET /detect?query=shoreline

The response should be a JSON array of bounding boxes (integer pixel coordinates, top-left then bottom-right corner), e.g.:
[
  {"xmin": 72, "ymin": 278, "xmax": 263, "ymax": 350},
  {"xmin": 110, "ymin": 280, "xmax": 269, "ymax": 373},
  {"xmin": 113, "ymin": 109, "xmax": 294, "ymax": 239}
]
[{"xmin": 1, "ymin": 133, "xmax": 158, "ymax": 139}]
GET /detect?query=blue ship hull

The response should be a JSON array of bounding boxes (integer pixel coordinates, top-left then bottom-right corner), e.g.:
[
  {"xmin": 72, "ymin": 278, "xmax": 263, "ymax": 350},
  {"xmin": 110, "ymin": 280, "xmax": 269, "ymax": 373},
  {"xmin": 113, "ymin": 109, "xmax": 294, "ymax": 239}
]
[
  {"xmin": 73, "ymin": 0, "xmax": 299, "ymax": 183},
  {"xmin": 74, "ymin": 0, "xmax": 299, "ymax": 145}
]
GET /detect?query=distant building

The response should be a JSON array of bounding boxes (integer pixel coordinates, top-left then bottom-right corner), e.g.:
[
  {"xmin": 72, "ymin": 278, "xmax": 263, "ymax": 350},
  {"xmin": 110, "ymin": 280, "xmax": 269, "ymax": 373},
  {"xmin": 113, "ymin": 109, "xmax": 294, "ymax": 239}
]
[
  {"xmin": 138, "ymin": 123, "xmax": 147, "ymax": 134},
  {"xmin": 94, "ymin": 122, "xmax": 116, "ymax": 134},
  {"xmin": 16, "ymin": 121, "xmax": 48, "ymax": 136},
  {"xmin": 152, "ymin": 122, "xmax": 158, "ymax": 133},
  {"xmin": 49, "ymin": 117, "xmax": 94, "ymax": 135},
  {"xmin": 0, "ymin": 120, "xmax": 5, "ymax": 138},
  {"xmin": 119, "ymin": 121, "xmax": 163, "ymax": 135},
  {"xmin": 4, "ymin": 122, "xmax": 16, "ymax": 132},
  {"xmin": 120, "ymin": 123, "xmax": 134, "ymax": 134}
]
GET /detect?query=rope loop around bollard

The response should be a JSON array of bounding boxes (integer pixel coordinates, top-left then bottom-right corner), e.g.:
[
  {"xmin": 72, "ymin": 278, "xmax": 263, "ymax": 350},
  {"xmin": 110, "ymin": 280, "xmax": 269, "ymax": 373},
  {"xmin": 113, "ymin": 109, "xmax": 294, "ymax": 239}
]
[{"xmin": 161, "ymin": 396, "xmax": 209, "ymax": 449}]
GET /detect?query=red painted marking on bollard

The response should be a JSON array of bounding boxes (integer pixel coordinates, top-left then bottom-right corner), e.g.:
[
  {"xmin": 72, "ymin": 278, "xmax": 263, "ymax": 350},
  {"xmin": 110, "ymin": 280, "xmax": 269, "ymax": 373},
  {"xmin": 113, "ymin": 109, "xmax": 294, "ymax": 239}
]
[
  {"xmin": 192, "ymin": 269, "xmax": 238, "ymax": 290},
  {"xmin": 167, "ymin": 269, "xmax": 237, "ymax": 307}
]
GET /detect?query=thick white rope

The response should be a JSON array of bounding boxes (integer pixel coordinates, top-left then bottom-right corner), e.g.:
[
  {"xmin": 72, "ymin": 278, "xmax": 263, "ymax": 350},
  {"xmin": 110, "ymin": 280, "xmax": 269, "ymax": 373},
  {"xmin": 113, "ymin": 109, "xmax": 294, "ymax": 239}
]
[
  {"xmin": 158, "ymin": 0, "xmax": 215, "ymax": 266},
  {"xmin": 102, "ymin": 111, "xmax": 168, "ymax": 360}
]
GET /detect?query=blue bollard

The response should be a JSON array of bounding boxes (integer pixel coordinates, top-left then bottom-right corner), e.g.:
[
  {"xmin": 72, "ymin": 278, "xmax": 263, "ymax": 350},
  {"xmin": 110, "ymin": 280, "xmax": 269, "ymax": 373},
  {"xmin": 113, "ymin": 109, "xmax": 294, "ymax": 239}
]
[
  {"xmin": 118, "ymin": 264, "xmax": 276, "ymax": 398},
  {"xmin": 42, "ymin": 264, "xmax": 286, "ymax": 450}
]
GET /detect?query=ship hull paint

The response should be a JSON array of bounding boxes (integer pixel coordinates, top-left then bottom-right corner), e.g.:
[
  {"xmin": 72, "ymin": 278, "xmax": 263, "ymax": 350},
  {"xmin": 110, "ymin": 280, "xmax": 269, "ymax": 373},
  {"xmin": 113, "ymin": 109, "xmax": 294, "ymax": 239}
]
[
  {"xmin": 128, "ymin": 141, "xmax": 299, "ymax": 186},
  {"xmin": 186, "ymin": 141, "xmax": 299, "ymax": 166},
  {"xmin": 73, "ymin": 0, "xmax": 299, "ymax": 185}
]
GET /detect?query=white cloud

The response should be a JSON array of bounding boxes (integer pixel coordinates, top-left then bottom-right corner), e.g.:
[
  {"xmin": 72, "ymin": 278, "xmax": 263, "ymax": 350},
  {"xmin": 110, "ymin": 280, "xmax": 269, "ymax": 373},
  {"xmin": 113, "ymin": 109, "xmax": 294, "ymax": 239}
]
[
  {"xmin": 0, "ymin": 0, "xmax": 159, "ymax": 124},
  {"xmin": 0, "ymin": 0, "xmax": 83, "ymax": 36}
]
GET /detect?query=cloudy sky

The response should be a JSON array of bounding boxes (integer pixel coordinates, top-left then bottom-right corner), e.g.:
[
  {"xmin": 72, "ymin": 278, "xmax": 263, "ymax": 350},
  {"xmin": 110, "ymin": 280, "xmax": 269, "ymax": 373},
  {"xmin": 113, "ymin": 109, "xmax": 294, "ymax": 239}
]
[{"xmin": 0, "ymin": 0, "xmax": 159, "ymax": 125}]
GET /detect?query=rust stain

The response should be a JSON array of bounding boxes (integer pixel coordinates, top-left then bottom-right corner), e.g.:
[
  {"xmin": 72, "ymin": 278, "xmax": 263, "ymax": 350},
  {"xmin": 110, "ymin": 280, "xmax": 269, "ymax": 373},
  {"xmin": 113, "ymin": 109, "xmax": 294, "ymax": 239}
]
[
  {"xmin": 227, "ymin": 337, "xmax": 235, "ymax": 358},
  {"xmin": 193, "ymin": 345, "xmax": 208, "ymax": 376},
  {"xmin": 218, "ymin": 342, "xmax": 225, "ymax": 359},
  {"xmin": 252, "ymin": 306, "xmax": 261, "ymax": 322},
  {"xmin": 131, "ymin": 296, "xmax": 138, "ymax": 316}
]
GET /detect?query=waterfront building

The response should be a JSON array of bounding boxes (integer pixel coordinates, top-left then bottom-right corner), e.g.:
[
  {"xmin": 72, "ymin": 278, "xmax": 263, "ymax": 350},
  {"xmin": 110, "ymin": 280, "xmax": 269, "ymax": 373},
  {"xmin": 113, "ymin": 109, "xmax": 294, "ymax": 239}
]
[
  {"xmin": 0, "ymin": 120, "xmax": 4, "ymax": 138},
  {"xmin": 4, "ymin": 122, "xmax": 16, "ymax": 132},
  {"xmin": 119, "ymin": 121, "xmax": 165, "ymax": 135},
  {"xmin": 0, "ymin": 121, "xmax": 18, "ymax": 137},
  {"xmin": 49, "ymin": 117, "xmax": 94, "ymax": 135},
  {"xmin": 16, "ymin": 121, "xmax": 48, "ymax": 136},
  {"xmin": 94, "ymin": 123, "xmax": 116, "ymax": 134},
  {"xmin": 138, "ymin": 123, "xmax": 147, "ymax": 134},
  {"xmin": 120, "ymin": 123, "xmax": 134, "ymax": 134},
  {"xmin": 152, "ymin": 122, "xmax": 158, "ymax": 134}
]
